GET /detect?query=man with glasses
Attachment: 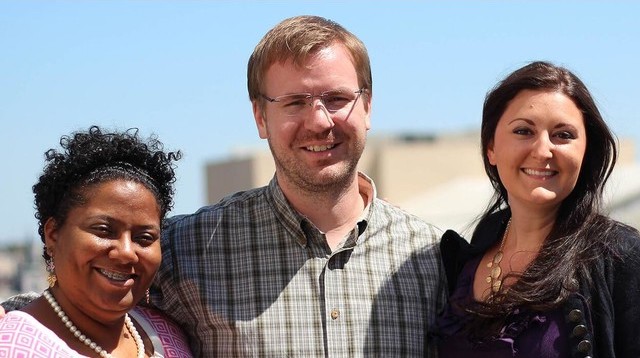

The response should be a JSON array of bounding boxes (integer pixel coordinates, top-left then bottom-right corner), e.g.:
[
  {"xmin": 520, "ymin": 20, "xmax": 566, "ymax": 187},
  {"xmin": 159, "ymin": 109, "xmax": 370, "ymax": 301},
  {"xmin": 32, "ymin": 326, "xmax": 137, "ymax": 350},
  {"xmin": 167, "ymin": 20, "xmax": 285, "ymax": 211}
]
[
  {"xmin": 156, "ymin": 15, "xmax": 446, "ymax": 356},
  {"xmin": 2, "ymin": 15, "xmax": 446, "ymax": 357}
]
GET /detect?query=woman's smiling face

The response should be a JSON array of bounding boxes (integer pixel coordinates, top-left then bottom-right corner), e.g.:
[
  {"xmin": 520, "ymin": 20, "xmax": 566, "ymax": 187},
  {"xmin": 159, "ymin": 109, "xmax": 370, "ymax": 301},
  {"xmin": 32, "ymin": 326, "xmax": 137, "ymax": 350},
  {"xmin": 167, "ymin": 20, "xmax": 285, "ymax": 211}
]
[
  {"xmin": 487, "ymin": 89, "xmax": 587, "ymax": 212},
  {"xmin": 45, "ymin": 179, "xmax": 161, "ymax": 322}
]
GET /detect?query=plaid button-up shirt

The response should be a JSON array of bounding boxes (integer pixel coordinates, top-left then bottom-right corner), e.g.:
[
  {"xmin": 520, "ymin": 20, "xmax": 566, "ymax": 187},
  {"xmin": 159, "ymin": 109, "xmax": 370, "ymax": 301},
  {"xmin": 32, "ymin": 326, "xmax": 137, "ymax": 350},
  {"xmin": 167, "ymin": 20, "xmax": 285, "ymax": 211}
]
[{"xmin": 152, "ymin": 173, "xmax": 447, "ymax": 357}]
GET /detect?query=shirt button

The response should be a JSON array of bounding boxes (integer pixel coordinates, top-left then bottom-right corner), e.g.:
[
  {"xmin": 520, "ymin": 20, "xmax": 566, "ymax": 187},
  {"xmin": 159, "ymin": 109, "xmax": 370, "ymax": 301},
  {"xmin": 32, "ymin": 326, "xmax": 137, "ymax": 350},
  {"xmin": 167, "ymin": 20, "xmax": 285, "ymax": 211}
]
[
  {"xmin": 577, "ymin": 340, "xmax": 592, "ymax": 354},
  {"xmin": 572, "ymin": 324, "xmax": 588, "ymax": 338},
  {"xmin": 568, "ymin": 309, "xmax": 583, "ymax": 323},
  {"xmin": 330, "ymin": 309, "xmax": 340, "ymax": 320}
]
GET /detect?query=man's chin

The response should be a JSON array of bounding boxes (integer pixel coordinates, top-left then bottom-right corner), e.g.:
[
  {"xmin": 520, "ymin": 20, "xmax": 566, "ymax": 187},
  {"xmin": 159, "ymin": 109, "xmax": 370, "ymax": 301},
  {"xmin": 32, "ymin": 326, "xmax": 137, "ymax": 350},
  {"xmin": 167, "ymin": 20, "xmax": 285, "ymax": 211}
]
[{"xmin": 299, "ymin": 169, "xmax": 356, "ymax": 192}]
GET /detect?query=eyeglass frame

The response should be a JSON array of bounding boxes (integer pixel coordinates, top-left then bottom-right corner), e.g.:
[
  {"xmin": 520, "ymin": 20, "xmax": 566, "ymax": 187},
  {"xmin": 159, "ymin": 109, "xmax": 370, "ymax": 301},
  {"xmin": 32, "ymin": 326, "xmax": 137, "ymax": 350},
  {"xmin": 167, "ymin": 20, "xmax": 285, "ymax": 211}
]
[{"xmin": 259, "ymin": 88, "xmax": 367, "ymax": 117}]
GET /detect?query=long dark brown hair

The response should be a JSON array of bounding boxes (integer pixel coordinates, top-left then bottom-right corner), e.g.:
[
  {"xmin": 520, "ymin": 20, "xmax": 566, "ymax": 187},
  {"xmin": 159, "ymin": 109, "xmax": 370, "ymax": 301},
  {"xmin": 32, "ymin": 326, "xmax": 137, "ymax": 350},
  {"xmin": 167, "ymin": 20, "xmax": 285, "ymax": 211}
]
[{"xmin": 470, "ymin": 61, "xmax": 619, "ymax": 337}]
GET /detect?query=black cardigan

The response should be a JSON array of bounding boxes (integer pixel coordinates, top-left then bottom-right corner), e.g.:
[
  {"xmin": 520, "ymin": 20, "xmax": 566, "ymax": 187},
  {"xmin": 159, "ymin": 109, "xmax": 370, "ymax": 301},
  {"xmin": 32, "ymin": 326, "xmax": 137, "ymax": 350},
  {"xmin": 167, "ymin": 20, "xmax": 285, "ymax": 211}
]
[{"xmin": 439, "ymin": 210, "xmax": 640, "ymax": 358}]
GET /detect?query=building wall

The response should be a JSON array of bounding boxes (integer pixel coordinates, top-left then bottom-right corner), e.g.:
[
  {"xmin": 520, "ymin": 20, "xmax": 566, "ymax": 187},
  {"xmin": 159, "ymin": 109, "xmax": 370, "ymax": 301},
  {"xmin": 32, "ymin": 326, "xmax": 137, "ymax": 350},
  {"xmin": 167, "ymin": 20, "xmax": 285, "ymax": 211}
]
[
  {"xmin": 204, "ymin": 132, "xmax": 640, "ymax": 231},
  {"xmin": 363, "ymin": 134, "xmax": 485, "ymax": 204},
  {"xmin": 206, "ymin": 132, "xmax": 486, "ymax": 204}
]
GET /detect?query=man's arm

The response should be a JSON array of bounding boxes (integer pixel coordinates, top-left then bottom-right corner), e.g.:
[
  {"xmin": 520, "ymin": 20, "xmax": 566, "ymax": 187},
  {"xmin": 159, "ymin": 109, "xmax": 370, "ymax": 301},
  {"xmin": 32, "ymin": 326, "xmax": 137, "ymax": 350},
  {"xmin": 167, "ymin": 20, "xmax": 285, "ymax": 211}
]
[{"xmin": 1, "ymin": 291, "xmax": 41, "ymax": 314}]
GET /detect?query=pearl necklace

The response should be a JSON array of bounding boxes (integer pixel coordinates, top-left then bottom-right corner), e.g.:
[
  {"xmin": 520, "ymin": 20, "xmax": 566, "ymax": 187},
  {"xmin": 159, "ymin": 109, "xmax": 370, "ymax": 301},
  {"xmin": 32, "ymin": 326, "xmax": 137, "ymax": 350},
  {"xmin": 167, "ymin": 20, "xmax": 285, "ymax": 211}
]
[
  {"xmin": 43, "ymin": 289, "xmax": 145, "ymax": 358},
  {"xmin": 486, "ymin": 218, "xmax": 511, "ymax": 295}
]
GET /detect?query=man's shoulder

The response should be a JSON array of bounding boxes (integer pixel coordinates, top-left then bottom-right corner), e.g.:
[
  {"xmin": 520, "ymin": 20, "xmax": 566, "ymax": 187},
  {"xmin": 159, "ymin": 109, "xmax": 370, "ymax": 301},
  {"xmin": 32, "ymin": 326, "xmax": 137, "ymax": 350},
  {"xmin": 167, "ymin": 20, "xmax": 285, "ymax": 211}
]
[
  {"xmin": 369, "ymin": 198, "xmax": 442, "ymax": 239},
  {"xmin": 1, "ymin": 292, "xmax": 40, "ymax": 312},
  {"xmin": 165, "ymin": 186, "xmax": 270, "ymax": 229},
  {"xmin": 371, "ymin": 198, "xmax": 439, "ymax": 227}
]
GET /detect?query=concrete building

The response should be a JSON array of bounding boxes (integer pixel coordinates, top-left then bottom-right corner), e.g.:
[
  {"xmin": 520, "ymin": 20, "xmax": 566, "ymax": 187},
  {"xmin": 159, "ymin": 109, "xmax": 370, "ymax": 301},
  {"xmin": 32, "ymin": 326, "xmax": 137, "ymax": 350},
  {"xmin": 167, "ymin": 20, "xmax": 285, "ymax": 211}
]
[
  {"xmin": 0, "ymin": 240, "xmax": 46, "ymax": 301},
  {"xmin": 205, "ymin": 132, "xmax": 640, "ymax": 234}
]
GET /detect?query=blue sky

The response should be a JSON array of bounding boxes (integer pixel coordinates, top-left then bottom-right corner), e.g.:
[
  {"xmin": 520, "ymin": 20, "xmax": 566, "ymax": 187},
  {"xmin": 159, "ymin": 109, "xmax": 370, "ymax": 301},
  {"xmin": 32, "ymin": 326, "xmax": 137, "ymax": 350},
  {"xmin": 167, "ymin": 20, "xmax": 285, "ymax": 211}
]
[{"xmin": 1, "ymin": 1, "xmax": 639, "ymax": 243}]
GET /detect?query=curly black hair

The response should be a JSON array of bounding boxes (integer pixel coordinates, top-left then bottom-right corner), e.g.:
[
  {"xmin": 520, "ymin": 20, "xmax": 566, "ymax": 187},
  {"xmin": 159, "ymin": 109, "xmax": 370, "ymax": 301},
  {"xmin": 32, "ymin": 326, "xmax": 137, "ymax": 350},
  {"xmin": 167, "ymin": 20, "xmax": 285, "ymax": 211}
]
[{"xmin": 33, "ymin": 126, "xmax": 181, "ymax": 261}]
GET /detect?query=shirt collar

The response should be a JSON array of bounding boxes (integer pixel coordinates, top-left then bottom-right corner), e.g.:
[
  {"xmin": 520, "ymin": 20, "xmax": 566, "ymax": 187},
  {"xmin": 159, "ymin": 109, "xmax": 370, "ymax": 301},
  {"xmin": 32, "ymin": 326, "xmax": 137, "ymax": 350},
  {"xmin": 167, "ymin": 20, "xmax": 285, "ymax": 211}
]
[
  {"xmin": 357, "ymin": 172, "xmax": 375, "ymax": 222},
  {"xmin": 266, "ymin": 176, "xmax": 308, "ymax": 247},
  {"xmin": 266, "ymin": 172, "xmax": 376, "ymax": 248}
]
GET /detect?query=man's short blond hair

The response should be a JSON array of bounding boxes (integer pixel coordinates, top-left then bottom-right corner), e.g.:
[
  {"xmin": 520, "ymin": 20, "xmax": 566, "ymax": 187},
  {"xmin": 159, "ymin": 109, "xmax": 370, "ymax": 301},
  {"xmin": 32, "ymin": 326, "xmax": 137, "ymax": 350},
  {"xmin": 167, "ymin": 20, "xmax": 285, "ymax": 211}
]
[{"xmin": 247, "ymin": 15, "xmax": 372, "ymax": 104}]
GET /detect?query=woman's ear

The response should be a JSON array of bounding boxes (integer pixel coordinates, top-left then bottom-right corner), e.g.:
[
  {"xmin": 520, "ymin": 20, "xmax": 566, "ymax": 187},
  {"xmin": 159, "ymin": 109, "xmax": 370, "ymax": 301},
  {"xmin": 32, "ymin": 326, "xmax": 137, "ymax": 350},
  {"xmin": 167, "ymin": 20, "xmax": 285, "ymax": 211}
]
[
  {"xmin": 487, "ymin": 139, "xmax": 497, "ymax": 166},
  {"xmin": 44, "ymin": 217, "xmax": 59, "ymax": 252}
]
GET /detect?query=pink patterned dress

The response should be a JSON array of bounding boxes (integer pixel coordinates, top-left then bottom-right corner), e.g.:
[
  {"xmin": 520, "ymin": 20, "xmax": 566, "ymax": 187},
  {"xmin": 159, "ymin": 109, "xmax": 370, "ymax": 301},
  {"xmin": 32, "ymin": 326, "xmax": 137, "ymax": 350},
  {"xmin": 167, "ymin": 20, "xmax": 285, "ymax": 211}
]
[{"xmin": 0, "ymin": 306, "xmax": 192, "ymax": 357}]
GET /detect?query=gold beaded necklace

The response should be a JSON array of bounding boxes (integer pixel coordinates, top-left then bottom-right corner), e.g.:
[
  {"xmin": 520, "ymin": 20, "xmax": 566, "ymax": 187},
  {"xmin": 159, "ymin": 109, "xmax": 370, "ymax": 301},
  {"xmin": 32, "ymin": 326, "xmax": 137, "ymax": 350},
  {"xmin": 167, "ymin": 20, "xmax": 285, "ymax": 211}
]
[{"xmin": 486, "ymin": 218, "xmax": 511, "ymax": 295}]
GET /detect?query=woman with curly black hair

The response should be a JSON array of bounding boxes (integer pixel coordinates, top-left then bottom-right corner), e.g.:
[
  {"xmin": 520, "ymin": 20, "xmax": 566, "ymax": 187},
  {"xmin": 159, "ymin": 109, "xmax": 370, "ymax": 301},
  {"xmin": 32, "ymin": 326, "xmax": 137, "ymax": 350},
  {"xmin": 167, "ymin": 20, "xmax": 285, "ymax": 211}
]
[
  {"xmin": 438, "ymin": 62, "xmax": 640, "ymax": 357},
  {"xmin": 0, "ymin": 126, "xmax": 192, "ymax": 357}
]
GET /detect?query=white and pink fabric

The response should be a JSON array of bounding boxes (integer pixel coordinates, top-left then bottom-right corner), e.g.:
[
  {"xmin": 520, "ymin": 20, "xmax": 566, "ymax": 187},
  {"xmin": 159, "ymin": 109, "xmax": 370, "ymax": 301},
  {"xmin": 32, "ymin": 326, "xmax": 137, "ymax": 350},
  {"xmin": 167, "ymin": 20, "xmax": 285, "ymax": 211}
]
[{"xmin": 0, "ymin": 306, "xmax": 192, "ymax": 357}]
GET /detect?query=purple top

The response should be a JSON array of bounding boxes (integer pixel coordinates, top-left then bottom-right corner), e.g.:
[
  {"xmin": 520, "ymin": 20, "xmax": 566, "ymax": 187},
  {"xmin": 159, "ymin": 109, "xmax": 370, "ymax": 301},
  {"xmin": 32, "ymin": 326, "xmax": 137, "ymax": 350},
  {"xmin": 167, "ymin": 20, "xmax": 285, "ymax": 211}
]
[{"xmin": 438, "ymin": 255, "xmax": 569, "ymax": 357}]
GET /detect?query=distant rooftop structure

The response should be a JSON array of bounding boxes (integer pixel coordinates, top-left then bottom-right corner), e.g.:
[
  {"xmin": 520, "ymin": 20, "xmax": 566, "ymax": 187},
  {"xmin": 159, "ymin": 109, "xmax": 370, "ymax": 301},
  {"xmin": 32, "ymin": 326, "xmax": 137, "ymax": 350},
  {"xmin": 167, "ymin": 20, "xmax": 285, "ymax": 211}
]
[
  {"xmin": 205, "ymin": 131, "xmax": 640, "ymax": 233},
  {"xmin": 0, "ymin": 240, "xmax": 46, "ymax": 300}
]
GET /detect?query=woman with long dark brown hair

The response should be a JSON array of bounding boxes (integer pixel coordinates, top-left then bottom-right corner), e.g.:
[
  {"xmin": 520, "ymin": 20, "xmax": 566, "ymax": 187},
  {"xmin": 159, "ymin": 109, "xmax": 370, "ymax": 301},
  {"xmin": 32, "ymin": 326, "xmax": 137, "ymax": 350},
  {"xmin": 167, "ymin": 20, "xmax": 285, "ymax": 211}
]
[{"xmin": 438, "ymin": 61, "xmax": 640, "ymax": 357}]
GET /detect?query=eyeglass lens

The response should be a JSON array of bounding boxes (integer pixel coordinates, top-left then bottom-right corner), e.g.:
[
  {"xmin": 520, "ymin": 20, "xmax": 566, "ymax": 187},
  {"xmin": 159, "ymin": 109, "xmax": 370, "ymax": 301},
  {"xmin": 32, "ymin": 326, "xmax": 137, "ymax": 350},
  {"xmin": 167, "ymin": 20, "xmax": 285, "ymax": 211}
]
[{"xmin": 274, "ymin": 90, "xmax": 362, "ymax": 116}]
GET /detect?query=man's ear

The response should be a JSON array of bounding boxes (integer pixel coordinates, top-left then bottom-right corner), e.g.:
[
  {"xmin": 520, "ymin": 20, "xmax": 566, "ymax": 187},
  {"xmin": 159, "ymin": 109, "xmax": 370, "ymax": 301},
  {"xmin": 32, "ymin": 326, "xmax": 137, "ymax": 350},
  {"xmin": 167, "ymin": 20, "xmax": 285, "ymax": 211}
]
[
  {"xmin": 363, "ymin": 91, "xmax": 372, "ymax": 130},
  {"xmin": 253, "ymin": 100, "xmax": 269, "ymax": 139}
]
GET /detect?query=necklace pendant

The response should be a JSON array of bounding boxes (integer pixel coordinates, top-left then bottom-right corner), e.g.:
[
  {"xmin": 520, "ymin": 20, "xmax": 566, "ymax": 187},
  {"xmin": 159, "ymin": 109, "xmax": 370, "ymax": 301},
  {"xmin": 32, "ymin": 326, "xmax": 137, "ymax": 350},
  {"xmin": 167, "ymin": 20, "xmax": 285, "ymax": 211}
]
[
  {"xmin": 490, "ymin": 266, "xmax": 502, "ymax": 279},
  {"xmin": 492, "ymin": 279, "xmax": 502, "ymax": 293},
  {"xmin": 487, "ymin": 218, "xmax": 511, "ymax": 298},
  {"xmin": 493, "ymin": 251, "xmax": 503, "ymax": 263}
]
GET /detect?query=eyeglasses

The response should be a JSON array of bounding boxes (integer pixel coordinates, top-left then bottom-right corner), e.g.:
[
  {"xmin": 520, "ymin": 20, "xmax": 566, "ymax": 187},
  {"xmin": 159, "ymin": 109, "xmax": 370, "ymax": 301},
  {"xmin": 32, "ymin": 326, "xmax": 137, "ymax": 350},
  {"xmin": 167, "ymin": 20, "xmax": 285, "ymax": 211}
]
[{"xmin": 260, "ymin": 88, "xmax": 366, "ymax": 117}]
